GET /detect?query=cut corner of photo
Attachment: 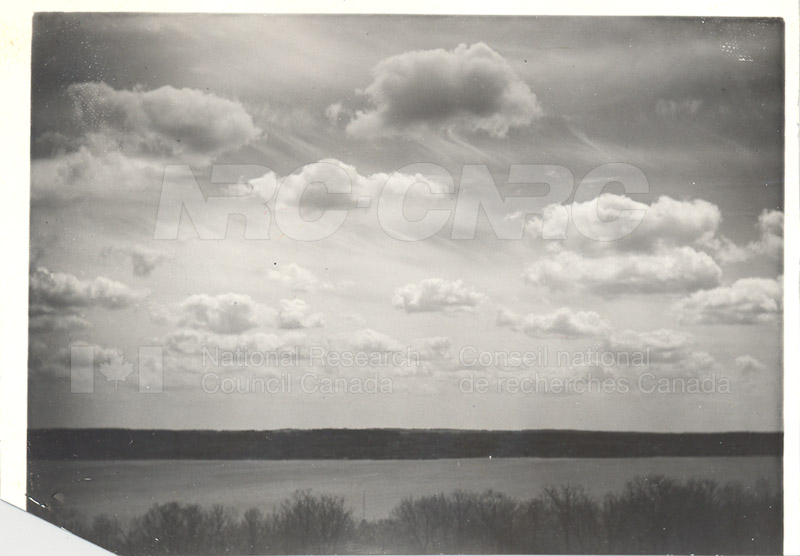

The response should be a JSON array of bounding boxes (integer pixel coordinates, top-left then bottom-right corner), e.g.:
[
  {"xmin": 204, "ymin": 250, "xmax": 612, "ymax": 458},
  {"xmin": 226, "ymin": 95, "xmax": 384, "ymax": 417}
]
[
  {"xmin": 1, "ymin": 0, "xmax": 799, "ymax": 555},
  {"xmin": 1, "ymin": 499, "xmax": 114, "ymax": 554}
]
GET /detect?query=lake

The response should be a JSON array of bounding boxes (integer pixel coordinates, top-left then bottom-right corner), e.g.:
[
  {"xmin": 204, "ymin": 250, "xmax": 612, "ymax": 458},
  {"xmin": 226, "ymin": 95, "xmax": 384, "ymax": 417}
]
[{"xmin": 29, "ymin": 456, "xmax": 781, "ymax": 523}]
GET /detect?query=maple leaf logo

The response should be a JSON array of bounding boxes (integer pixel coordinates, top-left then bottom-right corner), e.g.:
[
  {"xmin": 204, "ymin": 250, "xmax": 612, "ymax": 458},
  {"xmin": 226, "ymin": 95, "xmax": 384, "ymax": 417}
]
[{"xmin": 98, "ymin": 350, "xmax": 134, "ymax": 389}]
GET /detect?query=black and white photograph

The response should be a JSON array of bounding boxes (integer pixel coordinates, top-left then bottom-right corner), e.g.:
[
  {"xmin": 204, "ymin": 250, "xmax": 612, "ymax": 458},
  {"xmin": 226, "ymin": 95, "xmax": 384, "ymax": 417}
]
[{"xmin": 1, "ymin": 4, "xmax": 797, "ymax": 555}]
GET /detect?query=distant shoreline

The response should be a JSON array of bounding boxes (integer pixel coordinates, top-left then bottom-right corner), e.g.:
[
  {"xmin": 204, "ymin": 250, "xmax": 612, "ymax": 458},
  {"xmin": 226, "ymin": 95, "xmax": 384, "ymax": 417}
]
[{"xmin": 28, "ymin": 428, "xmax": 783, "ymax": 460}]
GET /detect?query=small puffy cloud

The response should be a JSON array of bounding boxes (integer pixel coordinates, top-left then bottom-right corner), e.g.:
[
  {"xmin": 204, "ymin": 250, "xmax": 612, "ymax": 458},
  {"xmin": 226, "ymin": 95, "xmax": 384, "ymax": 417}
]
[
  {"xmin": 676, "ymin": 277, "xmax": 782, "ymax": 325},
  {"xmin": 267, "ymin": 263, "xmax": 331, "ymax": 293},
  {"xmin": 179, "ymin": 293, "xmax": 270, "ymax": 334},
  {"xmin": 277, "ymin": 298, "xmax": 325, "ymax": 329},
  {"xmin": 393, "ymin": 278, "xmax": 487, "ymax": 313},
  {"xmin": 345, "ymin": 42, "xmax": 542, "ymax": 138},
  {"xmin": 29, "ymin": 266, "xmax": 149, "ymax": 311},
  {"xmin": 716, "ymin": 209, "xmax": 783, "ymax": 263},
  {"xmin": 66, "ymin": 82, "xmax": 261, "ymax": 157},
  {"xmin": 735, "ymin": 355, "xmax": 768, "ymax": 375},
  {"xmin": 346, "ymin": 328, "xmax": 406, "ymax": 353},
  {"xmin": 497, "ymin": 307, "xmax": 610, "ymax": 338},
  {"xmin": 524, "ymin": 247, "xmax": 721, "ymax": 295}
]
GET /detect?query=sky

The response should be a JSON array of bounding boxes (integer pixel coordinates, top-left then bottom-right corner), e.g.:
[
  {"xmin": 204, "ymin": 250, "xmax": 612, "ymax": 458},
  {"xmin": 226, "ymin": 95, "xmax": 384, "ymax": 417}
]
[{"xmin": 27, "ymin": 14, "xmax": 785, "ymax": 432}]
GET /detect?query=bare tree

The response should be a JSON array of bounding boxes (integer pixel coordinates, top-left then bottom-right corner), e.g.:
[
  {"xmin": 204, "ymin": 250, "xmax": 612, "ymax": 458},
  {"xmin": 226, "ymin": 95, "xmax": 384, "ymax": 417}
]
[
  {"xmin": 241, "ymin": 507, "xmax": 270, "ymax": 555},
  {"xmin": 273, "ymin": 490, "xmax": 354, "ymax": 554},
  {"xmin": 391, "ymin": 493, "xmax": 450, "ymax": 553}
]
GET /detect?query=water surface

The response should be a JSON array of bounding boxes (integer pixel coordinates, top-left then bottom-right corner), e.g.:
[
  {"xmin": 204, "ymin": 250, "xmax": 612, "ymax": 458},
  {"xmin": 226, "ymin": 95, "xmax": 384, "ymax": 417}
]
[{"xmin": 29, "ymin": 456, "xmax": 781, "ymax": 522}]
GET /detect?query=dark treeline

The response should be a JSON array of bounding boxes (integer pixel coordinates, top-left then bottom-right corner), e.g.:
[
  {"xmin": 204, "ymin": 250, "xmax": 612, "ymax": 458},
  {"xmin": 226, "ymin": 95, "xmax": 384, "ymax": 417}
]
[
  {"xmin": 28, "ymin": 428, "xmax": 782, "ymax": 460},
  {"xmin": 31, "ymin": 476, "xmax": 781, "ymax": 555}
]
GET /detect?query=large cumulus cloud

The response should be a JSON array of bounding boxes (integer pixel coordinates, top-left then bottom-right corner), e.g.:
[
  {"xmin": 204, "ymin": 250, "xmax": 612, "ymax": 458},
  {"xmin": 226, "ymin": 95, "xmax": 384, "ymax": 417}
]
[
  {"xmin": 566, "ymin": 194, "xmax": 721, "ymax": 250},
  {"xmin": 65, "ymin": 82, "xmax": 261, "ymax": 157},
  {"xmin": 343, "ymin": 43, "xmax": 542, "ymax": 138}
]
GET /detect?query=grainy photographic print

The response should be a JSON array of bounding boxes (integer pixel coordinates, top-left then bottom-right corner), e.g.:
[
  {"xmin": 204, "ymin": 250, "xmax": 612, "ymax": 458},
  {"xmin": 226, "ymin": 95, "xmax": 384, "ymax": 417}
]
[{"xmin": 23, "ymin": 11, "xmax": 787, "ymax": 556}]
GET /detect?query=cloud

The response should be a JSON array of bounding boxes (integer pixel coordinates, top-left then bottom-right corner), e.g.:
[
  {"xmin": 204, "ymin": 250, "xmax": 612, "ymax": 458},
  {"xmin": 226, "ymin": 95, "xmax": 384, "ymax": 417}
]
[
  {"xmin": 676, "ymin": 277, "xmax": 782, "ymax": 325},
  {"xmin": 171, "ymin": 293, "xmax": 325, "ymax": 334},
  {"xmin": 179, "ymin": 293, "xmax": 271, "ymax": 334},
  {"xmin": 606, "ymin": 328, "xmax": 695, "ymax": 363},
  {"xmin": 103, "ymin": 244, "xmax": 167, "ymax": 277},
  {"xmin": 519, "ymin": 194, "xmax": 735, "ymax": 296},
  {"xmin": 231, "ymin": 159, "xmax": 453, "ymax": 221},
  {"xmin": 31, "ymin": 146, "xmax": 164, "ymax": 201},
  {"xmin": 393, "ymin": 278, "xmax": 487, "ymax": 313},
  {"xmin": 715, "ymin": 209, "xmax": 783, "ymax": 263},
  {"xmin": 524, "ymin": 247, "xmax": 721, "ymax": 295},
  {"xmin": 29, "ymin": 266, "xmax": 149, "ymax": 311},
  {"xmin": 522, "ymin": 194, "xmax": 723, "ymax": 252},
  {"xmin": 604, "ymin": 328, "xmax": 716, "ymax": 375},
  {"xmin": 267, "ymin": 263, "xmax": 331, "ymax": 293},
  {"xmin": 569, "ymin": 194, "xmax": 721, "ymax": 250},
  {"xmin": 129, "ymin": 246, "xmax": 167, "ymax": 277},
  {"xmin": 410, "ymin": 337, "xmax": 452, "ymax": 360},
  {"xmin": 734, "ymin": 355, "xmax": 768, "ymax": 375},
  {"xmin": 338, "ymin": 329, "xmax": 452, "ymax": 377},
  {"xmin": 166, "ymin": 328, "xmax": 307, "ymax": 357},
  {"xmin": 28, "ymin": 313, "xmax": 93, "ymax": 333},
  {"xmin": 497, "ymin": 307, "xmax": 610, "ymax": 338},
  {"xmin": 523, "ymin": 193, "xmax": 783, "ymax": 292},
  {"xmin": 276, "ymin": 298, "xmax": 325, "ymax": 329},
  {"xmin": 65, "ymin": 82, "xmax": 261, "ymax": 157},
  {"xmin": 28, "ymin": 341, "xmax": 128, "ymax": 387},
  {"xmin": 344, "ymin": 42, "xmax": 542, "ymax": 138},
  {"xmin": 656, "ymin": 98, "xmax": 704, "ymax": 119},
  {"xmin": 324, "ymin": 102, "xmax": 350, "ymax": 125},
  {"xmin": 345, "ymin": 328, "xmax": 406, "ymax": 353}
]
